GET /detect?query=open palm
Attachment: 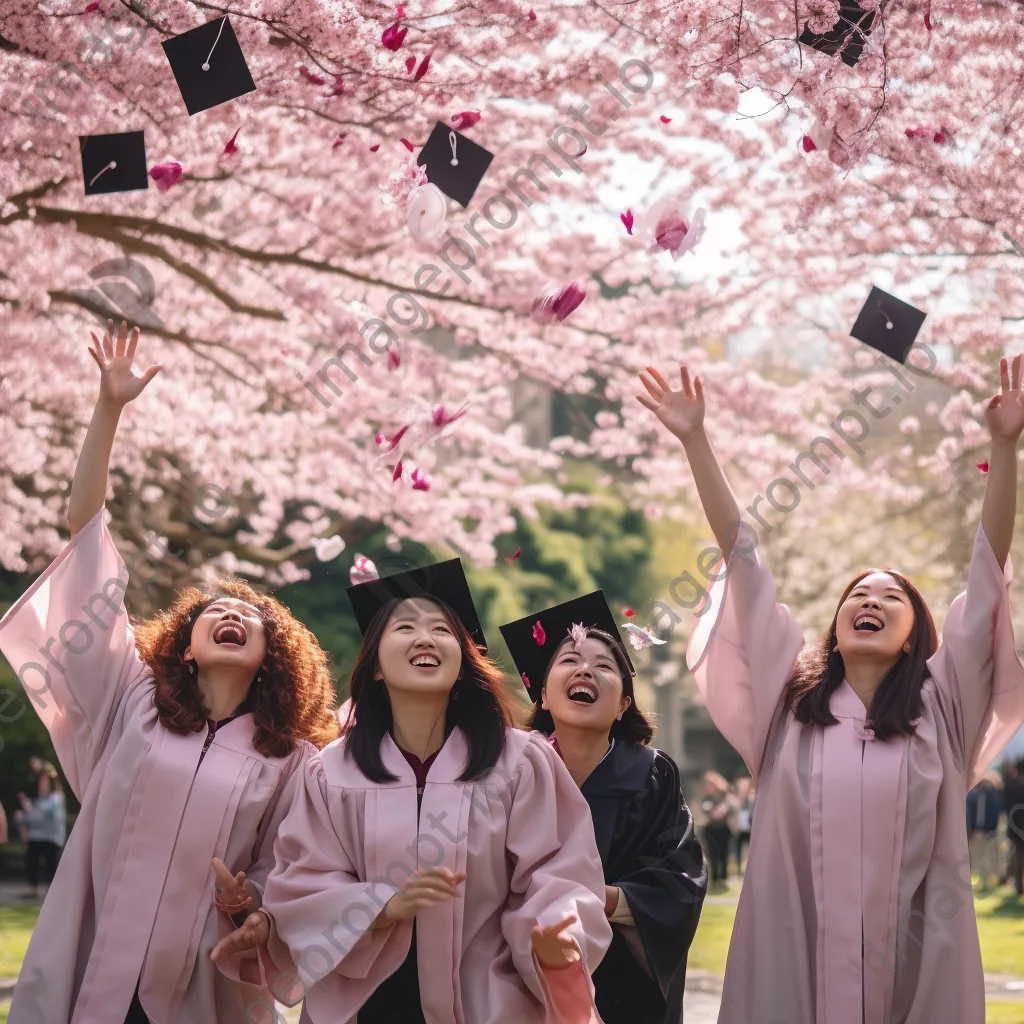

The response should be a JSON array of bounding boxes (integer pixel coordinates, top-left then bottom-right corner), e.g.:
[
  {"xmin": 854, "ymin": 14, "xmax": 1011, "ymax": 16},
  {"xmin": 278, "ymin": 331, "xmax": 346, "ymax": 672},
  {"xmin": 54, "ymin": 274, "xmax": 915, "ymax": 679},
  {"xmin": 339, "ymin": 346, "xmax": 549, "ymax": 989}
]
[
  {"xmin": 636, "ymin": 364, "xmax": 705, "ymax": 442},
  {"xmin": 985, "ymin": 353, "xmax": 1024, "ymax": 443},
  {"xmin": 88, "ymin": 320, "xmax": 162, "ymax": 406}
]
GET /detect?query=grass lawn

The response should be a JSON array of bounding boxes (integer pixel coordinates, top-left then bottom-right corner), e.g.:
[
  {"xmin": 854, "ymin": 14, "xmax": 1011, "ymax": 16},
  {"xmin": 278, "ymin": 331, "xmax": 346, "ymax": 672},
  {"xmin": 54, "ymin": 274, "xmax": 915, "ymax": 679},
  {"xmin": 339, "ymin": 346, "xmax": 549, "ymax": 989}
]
[
  {"xmin": 0, "ymin": 906, "xmax": 38, "ymax": 980},
  {"xmin": 986, "ymin": 1003, "xmax": 1024, "ymax": 1023}
]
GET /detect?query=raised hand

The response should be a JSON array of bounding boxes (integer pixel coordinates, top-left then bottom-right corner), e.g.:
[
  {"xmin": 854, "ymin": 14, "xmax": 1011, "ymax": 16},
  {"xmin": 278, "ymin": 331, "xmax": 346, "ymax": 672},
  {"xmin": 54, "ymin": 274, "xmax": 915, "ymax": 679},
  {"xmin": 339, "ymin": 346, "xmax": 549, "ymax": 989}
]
[
  {"xmin": 985, "ymin": 354, "xmax": 1024, "ymax": 444},
  {"xmin": 210, "ymin": 909, "xmax": 270, "ymax": 963},
  {"xmin": 636, "ymin": 365, "xmax": 705, "ymax": 442},
  {"xmin": 87, "ymin": 319, "xmax": 162, "ymax": 407},
  {"xmin": 530, "ymin": 913, "xmax": 581, "ymax": 968},
  {"xmin": 377, "ymin": 867, "xmax": 466, "ymax": 926},
  {"xmin": 212, "ymin": 857, "xmax": 252, "ymax": 915}
]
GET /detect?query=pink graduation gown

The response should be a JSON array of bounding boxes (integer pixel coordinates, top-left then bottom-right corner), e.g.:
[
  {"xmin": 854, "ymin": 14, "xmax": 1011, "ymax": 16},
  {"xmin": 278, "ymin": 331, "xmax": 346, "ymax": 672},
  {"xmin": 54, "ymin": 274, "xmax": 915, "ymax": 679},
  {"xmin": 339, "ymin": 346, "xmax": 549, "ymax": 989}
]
[
  {"xmin": 687, "ymin": 525, "xmax": 1024, "ymax": 1024},
  {"xmin": 257, "ymin": 726, "xmax": 613, "ymax": 1024},
  {"xmin": 0, "ymin": 509, "xmax": 313, "ymax": 1024}
]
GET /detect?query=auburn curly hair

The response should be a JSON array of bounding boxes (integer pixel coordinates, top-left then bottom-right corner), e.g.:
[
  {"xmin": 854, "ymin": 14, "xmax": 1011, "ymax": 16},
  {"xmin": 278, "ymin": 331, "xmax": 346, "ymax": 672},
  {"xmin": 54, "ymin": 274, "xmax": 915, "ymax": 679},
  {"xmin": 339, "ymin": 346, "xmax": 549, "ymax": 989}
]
[{"xmin": 133, "ymin": 577, "xmax": 340, "ymax": 758}]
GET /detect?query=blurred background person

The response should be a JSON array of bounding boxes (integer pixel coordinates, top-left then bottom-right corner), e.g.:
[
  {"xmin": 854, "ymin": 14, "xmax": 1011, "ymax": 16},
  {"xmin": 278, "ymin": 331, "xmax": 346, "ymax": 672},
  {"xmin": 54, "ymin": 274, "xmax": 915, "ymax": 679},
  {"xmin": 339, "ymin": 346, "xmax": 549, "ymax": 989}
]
[
  {"xmin": 1004, "ymin": 757, "xmax": 1024, "ymax": 898},
  {"xmin": 966, "ymin": 770, "xmax": 1004, "ymax": 892},
  {"xmin": 698, "ymin": 771, "xmax": 733, "ymax": 893},
  {"xmin": 733, "ymin": 777, "xmax": 755, "ymax": 876},
  {"xmin": 15, "ymin": 759, "xmax": 66, "ymax": 899}
]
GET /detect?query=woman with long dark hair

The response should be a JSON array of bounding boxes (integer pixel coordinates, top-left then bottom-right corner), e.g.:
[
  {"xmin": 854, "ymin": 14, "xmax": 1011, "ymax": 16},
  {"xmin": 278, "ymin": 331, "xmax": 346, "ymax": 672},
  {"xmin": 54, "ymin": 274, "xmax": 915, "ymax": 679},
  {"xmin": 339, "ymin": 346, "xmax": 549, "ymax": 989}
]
[
  {"xmin": 0, "ymin": 322, "xmax": 339, "ymax": 1024},
  {"xmin": 638, "ymin": 358, "xmax": 1024, "ymax": 1024},
  {"xmin": 500, "ymin": 593, "xmax": 707, "ymax": 1024},
  {"xmin": 244, "ymin": 561, "xmax": 612, "ymax": 1024}
]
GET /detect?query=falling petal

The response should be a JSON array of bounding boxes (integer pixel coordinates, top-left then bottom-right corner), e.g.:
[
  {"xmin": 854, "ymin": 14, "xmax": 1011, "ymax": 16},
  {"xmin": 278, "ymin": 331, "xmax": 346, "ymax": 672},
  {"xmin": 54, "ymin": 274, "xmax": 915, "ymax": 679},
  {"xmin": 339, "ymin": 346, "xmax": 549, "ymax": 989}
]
[
  {"xmin": 620, "ymin": 210, "xmax": 634, "ymax": 234},
  {"xmin": 801, "ymin": 134, "xmax": 817, "ymax": 152},
  {"xmin": 450, "ymin": 110, "xmax": 482, "ymax": 132},
  {"xmin": 933, "ymin": 130, "xmax": 946, "ymax": 144},
  {"xmin": 313, "ymin": 535, "xmax": 346, "ymax": 562},
  {"xmin": 350, "ymin": 554, "xmax": 379, "ymax": 585},
  {"xmin": 83, "ymin": 1, "xmax": 99, "ymax": 10},
  {"xmin": 298, "ymin": 64, "xmax": 328, "ymax": 85},
  {"xmin": 528, "ymin": 9, "xmax": 537, "ymax": 20},
  {"xmin": 533, "ymin": 280, "xmax": 586, "ymax": 322},
  {"xmin": 621, "ymin": 623, "xmax": 667, "ymax": 650},
  {"xmin": 406, "ymin": 55, "xmax": 417, "ymax": 73},
  {"xmin": 411, "ymin": 467, "xmax": 431, "ymax": 491},
  {"xmin": 376, "ymin": 424, "xmax": 411, "ymax": 453},
  {"xmin": 431, "ymin": 404, "xmax": 468, "ymax": 429},
  {"xmin": 393, "ymin": 460, "xmax": 403, "ymax": 481},
  {"xmin": 924, "ymin": 11, "xmax": 932, "ymax": 29},
  {"xmin": 622, "ymin": 608, "xmax": 635, "ymax": 618},
  {"xmin": 329, "ymin": 77, "xmax": 344, "ymax": 96},
  {"xmin": 569, "ymin": 623, "xmax": 587, "ymax": 650},
  {"xmin": 149, "ymin": 161, "xmax": 184, "ymax": 192},
  {"xmin": 414, "ymin": 52, "xmax": 432, "ymax": 81},
  {"xmin": 223, "ymin": 128, "xmax": 241, "ymax": 156},
  {"xmin": 387, "ymin": 345, "xmax": 401, "ymax": 371},
  {"xmin": 370, "ymin": 144, "xmax": 380, "ymax": 152},
  {"xmin": 382, "ymin": 21, "xmax": 408, "ymax": 50},
  {"xmin": 655, "ymin": 215, "xmax": 689, "ymax": 252},
  {"xmin": 532, "ymin": 621, "xmax": 546, "ymax": 646},
  {"xmin": 977, "ymin": 462, "xmax": 989, "ymax": 474},
  {"xmin": 504, "ymin": 547, "xmax": 522, "ymax": 564},
  {"xmin": 660, "ymin": 115, "xmax": 672, "ymax": 124},
  {"xmin": 333, "ymin": 134, "xmax": 346, "ymax": 149},
  {"xmin": 521, "ymin": 672, "xmax": 530, "ymax": 689},
  {"xmin": 401, "ymin": 138, "xmax": 415, "ymax": 151},
  {"xmin": 396, "ymin": 3, "xmax": 407, "ymax": 17}
]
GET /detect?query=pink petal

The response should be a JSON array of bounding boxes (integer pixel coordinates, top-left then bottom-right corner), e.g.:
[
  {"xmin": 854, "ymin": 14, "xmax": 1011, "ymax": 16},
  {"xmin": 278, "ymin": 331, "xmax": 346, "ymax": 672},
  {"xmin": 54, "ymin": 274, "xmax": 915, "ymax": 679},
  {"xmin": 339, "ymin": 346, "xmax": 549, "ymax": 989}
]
[
  {"xmin": 623, "ymin": 608, "xmax": 635, "ymax": 617},
  {"xmin": 505, "ymin": 547, "xmax": 522, "ymax": 564},
  {"xmin": 396, "ymin": 3, "xmax": 407, "ymax": 16},
  {"xmin": 521, "ymin": 672, "xmax": 530, "ymax": 688},
  {"xmin": 450, "ymin": 110, "xmax": 482, "ymax": 131},
  {"xmin": 298, "ymin": 64, "xmax": 328, "ymax": 85},
  {"xmin": 655, "ymin": 215, "xmax": 688, "ymax": 252},
  {"xmin": 977, "ymin": 462, "xmax": 989, "ymax": 474},
  {"xmin": 333, "ymin": 134, "xmax": 346, "ymax": 149},
  {"xmin": 532, "ymin": 621, "xmax": 546, "ymax": 646},
  {"xmin": 533, "ymin": 281, "xmax": 586, "ymax": 322},
  {"xmin": 329, "ymin": 77, "xmax": 344, "ymax": 96},
  {"xmin": 528, "ymin": 9, "xmax": 537, "ymax": 20},
  {"xmin": 620, "ymin": 210, "xmax": 634, "ymax": 234},
  {"xmin": 413, "ymin": 52, "xmax": 432, "ymax": 81},
  {"xmin": 933, "ymin": 130, "xmax": 946, "ymax": 144},
  {"xmin": 83, "ymin": 1, "xmax": 99, "ymax": 11},
  {"xmin": 406, "ymin": 55, "xmax": 417, "ymax": 73},
  {"xmin": 924, "ymin": 11, "xmax": 932, "ymax": 30},
  {"xmin": 149, "ymin": 161, "xmax": 184, "ymax": 192},
  {"xmin": 905, "ymin": 126, "xmax": 922, "ymax": 138},
  {"xmin": 801, "ymin": 134, "xmax": 817, "ymax": 153},
  {"xmin": 393, "ymin": 460, "xmax": 404, "ymax": 481},
  {"xmin": 377, "ymin": 424, "xmax": 411, "ymax": 452},
  {"xmin": 431, "ymin": 404, "xmax": 468, "ymax": 428},
  {"xmin": 382, "ymin": 21, "xmax": 408, "ymax": 51},
  {"xmin": 411, "ymin": 467, "xmax": 431, "ymax": 491},
  {"xmin": 387, "ymin": 345, "xmax": 401, "ymax": 371},
  {"xmin": 401, "ymin": 138, "xmax": 415, "ymax": 152},
  {"xmin": 223, "ymin": 128, "xmax": 241, "ymax": 156},
  {"xmin": 660, "ymin": 115, "xmax": 672, "ymax": 124},
  {"xmin": 370, "ymin": 144, "xmax": 380, "ymax": 152}
]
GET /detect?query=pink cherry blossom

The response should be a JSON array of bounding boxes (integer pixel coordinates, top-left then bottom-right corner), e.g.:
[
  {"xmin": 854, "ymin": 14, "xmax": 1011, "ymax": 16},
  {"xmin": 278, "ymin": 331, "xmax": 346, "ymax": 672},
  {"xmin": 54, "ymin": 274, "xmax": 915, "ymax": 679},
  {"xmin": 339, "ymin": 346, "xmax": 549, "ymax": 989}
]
[
  {"xmin": 450, "ymin": 110, "xmax": 481, "ymax": 131},
  {"xmin": 410, "ymin": 467, "xmax": 431, "ymax": 491},
  {"xmin": 149, "ymin": 161, "xmax": 184, "ymax": 192},
  {"xmin": 350, "ymin": 555, "xmax": 380, "ymax": 586},
  {"xmin": 635, "ymin": 191, "xmax": 706, "ymax": 260},
  {"xmin": 382, "ymin": 21, "xmax": 407, "ymax": 50}
]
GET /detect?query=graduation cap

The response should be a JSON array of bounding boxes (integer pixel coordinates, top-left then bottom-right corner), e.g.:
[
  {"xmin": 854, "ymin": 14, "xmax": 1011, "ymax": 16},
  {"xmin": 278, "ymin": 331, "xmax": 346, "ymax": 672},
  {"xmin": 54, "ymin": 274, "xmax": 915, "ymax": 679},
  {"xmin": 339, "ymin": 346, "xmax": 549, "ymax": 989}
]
[
  {"xmin": 850, "ymin": 286, "xmax": 927, "ymax": 364},
  {"xmin": 499, "ymin": 591, "xmax": 634, "ymax": 703},
  {"xmin": 79, "ymin": 131, "xmax": 149, "ymax": 196},
  {"xmin": 799, "ymin": 0, "xmax": 877, "ymax": 68},
  {"xmin": 162, "ymin": 16, "xmax": 256, "ymax": 116},
  {"xmin": 417, "ymin": 121, "xmax": 494, "ymax": 208},
  {"xmin": 346, "ymin": 557, "xmax": 487, "ymax": 651}
]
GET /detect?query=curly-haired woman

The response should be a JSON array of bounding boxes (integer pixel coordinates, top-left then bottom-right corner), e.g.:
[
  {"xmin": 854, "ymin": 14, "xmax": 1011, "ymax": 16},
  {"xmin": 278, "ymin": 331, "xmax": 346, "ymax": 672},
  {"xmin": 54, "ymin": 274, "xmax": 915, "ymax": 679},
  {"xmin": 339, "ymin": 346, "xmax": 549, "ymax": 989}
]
[{"xmin": 0, "ymin": 322, "xmax": 339, "ymax": 1024}]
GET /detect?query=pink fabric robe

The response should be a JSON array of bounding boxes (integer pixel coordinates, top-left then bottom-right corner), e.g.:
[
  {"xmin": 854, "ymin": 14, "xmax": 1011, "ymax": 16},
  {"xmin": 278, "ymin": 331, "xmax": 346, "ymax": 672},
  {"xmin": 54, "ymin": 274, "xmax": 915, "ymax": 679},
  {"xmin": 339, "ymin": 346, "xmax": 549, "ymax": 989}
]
[
  {"xmin": 0, "ymin": 509, "xmax": 313, "ymax": 1024},
  {"xmin": 687, "ymin": 524, "xmax": 1024, "ymax": 1024},
  {"xmin": 256, "ymin": 726, "xmax": 613, "ymax": 1024}
]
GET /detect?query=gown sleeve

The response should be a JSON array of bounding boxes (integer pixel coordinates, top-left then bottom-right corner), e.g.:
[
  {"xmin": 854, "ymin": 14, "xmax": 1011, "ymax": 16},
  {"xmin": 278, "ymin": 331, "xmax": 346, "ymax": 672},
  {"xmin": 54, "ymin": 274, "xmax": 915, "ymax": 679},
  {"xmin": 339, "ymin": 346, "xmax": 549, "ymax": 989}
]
[
  {"xmin": 501, "ymin": 734, "xmax": 613, "ymax": 1024},
  {"xmin": 927, "ymin": 524, "xmax": 1024, "ymax": 789},
  {"xmin": 611, "ymin": 751, "xmax": 707, "ymax": 1007},
  {"xmin": 259, "ymin": 753, "xmax": 411, "ymax": 1007},
  {"xmin": 0, "ymin": 508, "xmax": 148, "ymax": 799},
  {"xmin": 686, "ymin": 544, "xmax": 805, "ymax": 780}
]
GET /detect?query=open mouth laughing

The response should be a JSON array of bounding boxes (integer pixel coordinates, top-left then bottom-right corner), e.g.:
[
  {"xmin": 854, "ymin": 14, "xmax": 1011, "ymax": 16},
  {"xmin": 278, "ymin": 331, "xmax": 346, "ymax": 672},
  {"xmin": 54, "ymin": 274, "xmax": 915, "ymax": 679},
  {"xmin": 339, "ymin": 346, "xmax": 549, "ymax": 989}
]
[
  {"xmin": 566, "ymin": 680, "xmax": 599, "ymax": 705},
  {"xmin": 213, "ymin": 621, "xmax": 247, "ymax": 646},
  {"xmin": 853, "ymin": 613, "xmax": 883, "ymax": 634},
  {"xmin": 410, "ymin": 652, "xmax": 440, "ymax": 669}
]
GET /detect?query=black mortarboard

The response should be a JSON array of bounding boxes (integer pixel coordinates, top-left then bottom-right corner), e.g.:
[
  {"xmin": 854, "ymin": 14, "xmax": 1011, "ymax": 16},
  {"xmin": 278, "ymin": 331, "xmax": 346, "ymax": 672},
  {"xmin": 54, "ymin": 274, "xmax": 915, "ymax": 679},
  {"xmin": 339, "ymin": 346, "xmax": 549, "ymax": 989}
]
[
  {"xmin": 799, "ymin": 0, "xmax": 877, "ymax": 68},
  {"xmin": 849, "ymin": 286, "xmax": 927, "ymax": 364},
  {"xmin": 499, "ymin": 591, "xmax": 634, "ymax": 702},
  {"xmin": 346, "ymin": 558, "xmax": 487, "ymax": 650},
  {"xmin": 417, "ymin": 121, "xmax": 494, "ymax": 208},
  {"xmin": 79, "ymin": 131, "xmax": 148, "ymax": 196},
  {"xmin": 162, "ymin": 16, "xmax": 257, "ymax": 116}
]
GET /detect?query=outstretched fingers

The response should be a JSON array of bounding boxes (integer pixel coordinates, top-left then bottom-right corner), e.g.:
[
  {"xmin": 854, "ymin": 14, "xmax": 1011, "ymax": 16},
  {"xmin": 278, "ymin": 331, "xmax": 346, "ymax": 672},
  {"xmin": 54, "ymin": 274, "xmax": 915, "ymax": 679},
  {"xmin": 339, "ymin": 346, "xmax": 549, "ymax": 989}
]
[
  {"xmin": 1012, "ymin": 353, "xmax": 1023, "ymax": 392},
  {"xmin": 638, "ymin": 369, "xmax": 664, "ymax": 402},
  {"xmin": 126, "ymin": 324, "xmax": 141, "ymax": 363}
]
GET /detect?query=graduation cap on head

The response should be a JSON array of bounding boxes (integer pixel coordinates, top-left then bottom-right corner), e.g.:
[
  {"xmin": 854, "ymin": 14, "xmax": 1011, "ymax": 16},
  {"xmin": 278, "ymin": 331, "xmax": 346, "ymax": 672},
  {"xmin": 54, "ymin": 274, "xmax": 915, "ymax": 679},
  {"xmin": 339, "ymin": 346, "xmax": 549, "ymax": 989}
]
[
  {"xmin": 162, "ymin": 16, "xmax": 257, "ymax": 116},
  {"xmin": 417, "ymin": 121, "xmax": 494, "ymax": 208},
  {"xmin": 499, "ymin": 591, "xmax": 634, "ymax": 703},
  {"xmin": 346, "ymin": 557, "xmax": 487, "ymax": 651},
  {"xmin": 79, "ymin": 131, "xmax": 149, "ymax": 196},
  {"xmin": 799, "ymin": 0, "xmax": 877, "ymax": 68},
  {"xmin": 850, "ymin": 286, "xmax": 927, "ymax": 365}
]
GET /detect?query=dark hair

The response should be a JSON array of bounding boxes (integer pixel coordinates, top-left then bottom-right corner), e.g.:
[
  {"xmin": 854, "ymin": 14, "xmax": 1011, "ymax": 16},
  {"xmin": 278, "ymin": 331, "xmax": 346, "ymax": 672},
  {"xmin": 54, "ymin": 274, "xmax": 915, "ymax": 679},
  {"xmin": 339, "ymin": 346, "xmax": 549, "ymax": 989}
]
[
  {"xmin": 345, "ymin": 595, "xmax": 517, "ymax": 783},
  {"xmin": 134, "ymin": 578, "xmax": 340, "ymax": 758},
  {"xmin": 528, "ymin": 628, "xmax": 655, "ymax": 745},
  {"xmin": 786, "ymin": 568, "xmax": 938, "ymax": 741}
]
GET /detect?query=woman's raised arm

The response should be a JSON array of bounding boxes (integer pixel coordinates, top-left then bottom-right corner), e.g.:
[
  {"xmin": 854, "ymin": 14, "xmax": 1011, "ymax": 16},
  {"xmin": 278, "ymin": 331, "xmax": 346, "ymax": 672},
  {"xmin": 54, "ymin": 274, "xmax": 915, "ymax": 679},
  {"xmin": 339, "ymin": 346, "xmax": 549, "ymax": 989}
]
[
  {"xmin": 68, "ymin": 320, "xmax": 162, "ymax": 535},
  {"xmin": 980, "ymin": 353, "xmax": 1024, "ymax": 570}
]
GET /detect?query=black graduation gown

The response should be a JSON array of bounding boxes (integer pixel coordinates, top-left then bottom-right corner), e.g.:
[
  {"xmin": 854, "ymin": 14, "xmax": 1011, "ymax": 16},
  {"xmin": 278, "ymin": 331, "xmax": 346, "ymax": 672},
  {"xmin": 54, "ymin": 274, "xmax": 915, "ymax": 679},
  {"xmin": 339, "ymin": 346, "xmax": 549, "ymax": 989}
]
[{"xmin": 582, "ymin": 742, "xmax": 707, "ymax": 1024}]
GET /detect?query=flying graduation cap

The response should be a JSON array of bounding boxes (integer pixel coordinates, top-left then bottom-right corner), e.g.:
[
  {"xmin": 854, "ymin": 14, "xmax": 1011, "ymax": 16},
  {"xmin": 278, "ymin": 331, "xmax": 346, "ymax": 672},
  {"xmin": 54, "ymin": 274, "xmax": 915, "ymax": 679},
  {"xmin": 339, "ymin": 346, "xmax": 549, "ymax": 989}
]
[
  {"xmin": 799, "ymin": 0, "xmax": 877, "ymax": 68},
  {"xmin": 162, "ymin": 16, "xmax": 257, "ymax": 116},
  {"xmin": 417, "ymin": 121, "xmax": 494, "ymax": 208},
  {"xmin": 850, "ymin": 286, "xmax": 927, "ymax": 365},
  {"xmin": 346, "ymin": 557, "xmax": 487, "ymax": 651},
  {"xmin": 499, "ymin": 591, "xmax": 634, "ymax": 703},
  {"xmin": 79, "ymin": 131, "xmax": 149, "ymax": 195}
]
